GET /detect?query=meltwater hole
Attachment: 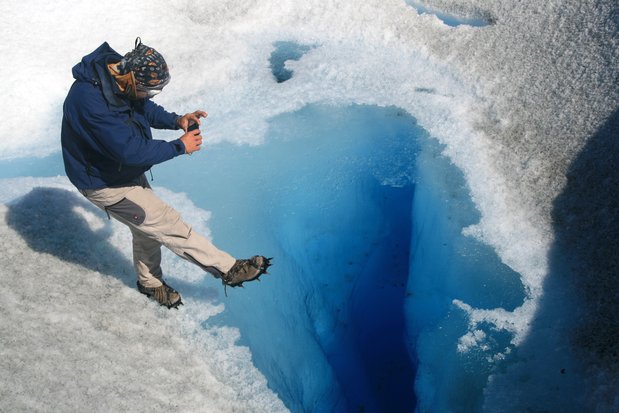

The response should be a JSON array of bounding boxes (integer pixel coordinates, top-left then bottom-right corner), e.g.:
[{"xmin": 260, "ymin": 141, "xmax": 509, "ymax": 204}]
[
  {"xmin": 269, "ymin": 41, "xmax": 313, "ymax": 83},
  {"xmin": 0, "ymin": 102, "xmax": 527, "ymax": 413},
  {"xmin": 154, "ymin": 103, "xmax": 525, "ymax": 412}
]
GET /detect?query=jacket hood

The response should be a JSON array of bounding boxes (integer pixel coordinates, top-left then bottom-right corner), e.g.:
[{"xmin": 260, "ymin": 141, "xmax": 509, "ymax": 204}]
[
  {"xmin": 72, "ymin": 42, "xmax": 130, "ymax": 111},
  {"xmin": 72, "ymin": 42, "xmax": 122, "ymax": 83}
]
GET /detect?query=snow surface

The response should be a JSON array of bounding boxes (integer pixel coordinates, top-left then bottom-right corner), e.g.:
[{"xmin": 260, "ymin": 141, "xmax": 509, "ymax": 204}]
[
  {"xmin": 0, "ymin": 0, "xmax": 618, "ymax": 412},
  {"xmin": 0, "ymin": 177, "xmax": 287, "ymax": 412}
]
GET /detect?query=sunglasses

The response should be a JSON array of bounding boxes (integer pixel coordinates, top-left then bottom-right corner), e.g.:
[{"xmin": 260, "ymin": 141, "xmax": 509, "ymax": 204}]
[
  {"xmin": 136, "ymin": 76, "xmax": 171, "ymax": 98},
  {"xmin": 137, "ymin": 88, "xmax": 162, "ymax": 98}
]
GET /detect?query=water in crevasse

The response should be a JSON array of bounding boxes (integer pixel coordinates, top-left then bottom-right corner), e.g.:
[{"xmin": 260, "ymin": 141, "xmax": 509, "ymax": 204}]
[
  {"xmin": 154, "ymin": 103, "xmax": 525, "ymax": 413},
  {"xmin": 0, "ymin": 103, "xmax": 526, "ymax": 412}
]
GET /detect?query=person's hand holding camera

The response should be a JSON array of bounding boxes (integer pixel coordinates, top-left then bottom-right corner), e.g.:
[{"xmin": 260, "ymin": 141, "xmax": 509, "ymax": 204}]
[
  {"xmin": 178, "ymin": 110, "xmax": 207, "ymax": 155},
  {"xmin": 181, "ymin": 126, "xmax": 202, "ymax": 155},
  {"xmin": 177, "ymin": 110, "xmax": 207, "ymax": 132}
]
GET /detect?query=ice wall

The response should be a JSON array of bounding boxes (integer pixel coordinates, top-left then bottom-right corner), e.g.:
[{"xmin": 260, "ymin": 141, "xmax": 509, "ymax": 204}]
[{"xmin": 153, "ymin": 104, "xmax": 423, "ymax": 412}]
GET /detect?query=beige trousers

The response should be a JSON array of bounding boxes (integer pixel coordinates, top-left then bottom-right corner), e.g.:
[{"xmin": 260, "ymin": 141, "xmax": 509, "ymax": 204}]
[{"xmin": 80, "ymin": 175, "xmax": 236, "ymax": 288}]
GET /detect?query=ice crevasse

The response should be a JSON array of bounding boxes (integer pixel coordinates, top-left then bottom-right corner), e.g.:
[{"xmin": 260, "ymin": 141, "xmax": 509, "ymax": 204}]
[{"xmin": 0, "ymin": 0, "xmax": 618, "ymax": 412}]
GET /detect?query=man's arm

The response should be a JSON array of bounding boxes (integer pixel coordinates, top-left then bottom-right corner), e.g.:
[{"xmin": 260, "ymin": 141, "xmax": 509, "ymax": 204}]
[
  {"xmin": 71, "ymin": 86, "xmax": 184, "ymax": 166},
  {"xmin": 143, "ymin": 99, "xmax": 181, "ymax": 130},
  {"xmin": 142, "ymin": 99, "xmax": 205, "ymax": 154}
]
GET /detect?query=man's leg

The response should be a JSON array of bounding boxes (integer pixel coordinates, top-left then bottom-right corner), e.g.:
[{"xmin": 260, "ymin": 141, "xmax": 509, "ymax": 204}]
[
  {"xmin": 120, "ymin": 185, "xmax": 236, "ymax": 276},
  {"xmin": 81, "ymin": 178, "xmax": 236, "ymax": 278},
  {"xmin": 131, "ymin": 226, "xmax": 164, "ymax": 288},
  {"xmin": 80, "ymin": 176, "xmax": 268, "ymax": 297}
]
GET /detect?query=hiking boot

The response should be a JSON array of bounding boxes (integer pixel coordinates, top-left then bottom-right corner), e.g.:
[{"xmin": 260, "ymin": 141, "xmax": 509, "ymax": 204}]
[
  {"xmin": 221, "ymin": 256, "xmax": 272, "ymax": 288},
  {"xmin": 137, "ymin": 280, "xmax": 183, "ymax": 309}
]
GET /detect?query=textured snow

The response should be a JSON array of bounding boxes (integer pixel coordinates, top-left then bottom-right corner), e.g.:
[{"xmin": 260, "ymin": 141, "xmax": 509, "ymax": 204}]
[
  {"xmin": 0, "ymin": 0, "xmax": 617, "ymax": 411},
  {"xmin": 0, "ymin": 177, "xmax": 287, "ymax": 412}
]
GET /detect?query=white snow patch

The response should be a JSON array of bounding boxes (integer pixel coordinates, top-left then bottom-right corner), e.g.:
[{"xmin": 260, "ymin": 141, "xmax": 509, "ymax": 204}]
[{"xmin": 0, "ymin": 177, "xmax": 287, "ymax": 412}]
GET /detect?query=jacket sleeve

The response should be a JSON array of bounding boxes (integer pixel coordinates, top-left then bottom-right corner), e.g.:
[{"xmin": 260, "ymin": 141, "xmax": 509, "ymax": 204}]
[
  {"xmin": 73, "ymin": 87, "xmax": 185, "ymax": 166},
  {"xmin": 143, "ymin": 99, "xmax": 181, "ymax": 130}
]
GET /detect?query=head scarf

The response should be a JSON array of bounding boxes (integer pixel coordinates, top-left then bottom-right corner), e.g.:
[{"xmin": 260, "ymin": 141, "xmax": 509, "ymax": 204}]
[{"xmin": 117, "ymin": 37, "xmax": 170, "ymax": 90}]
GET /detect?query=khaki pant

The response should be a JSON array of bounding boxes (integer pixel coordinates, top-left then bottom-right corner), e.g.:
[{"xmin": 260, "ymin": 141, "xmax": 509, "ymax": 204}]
[{"xmin": 80, "ymin": 175, "xmax": 236, "ymax": 288}]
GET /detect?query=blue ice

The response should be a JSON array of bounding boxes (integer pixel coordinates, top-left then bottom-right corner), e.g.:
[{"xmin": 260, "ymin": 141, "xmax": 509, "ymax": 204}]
[
  {"xmin": 0, "ymin": 104, "xmax": 525, "ymax": 412},
  {"xmin": 153, "ymin": 104, "xmax": 524, "ymax": 412}
]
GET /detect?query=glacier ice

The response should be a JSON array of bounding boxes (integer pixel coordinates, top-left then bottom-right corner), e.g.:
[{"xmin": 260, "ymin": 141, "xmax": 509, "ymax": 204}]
[{"xmin": 0, "ymin": 0, "xmax": 618, "ymax": 412}]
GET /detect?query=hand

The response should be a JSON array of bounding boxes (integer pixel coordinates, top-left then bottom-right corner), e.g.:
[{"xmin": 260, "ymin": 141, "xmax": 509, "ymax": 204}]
[
  {"xmin": 177, "ymin": 110, "xmax": 208, "ymax": 132},
  {"xmin": 180, "ymin": 129, "xmax": 203, "ymax": 155}
]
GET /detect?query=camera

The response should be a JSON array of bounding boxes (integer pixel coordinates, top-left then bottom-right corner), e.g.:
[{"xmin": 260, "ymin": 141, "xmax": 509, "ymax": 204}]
[{"xmin": 188, "ymin": 122, "xmax": 200, "ymax": 132}]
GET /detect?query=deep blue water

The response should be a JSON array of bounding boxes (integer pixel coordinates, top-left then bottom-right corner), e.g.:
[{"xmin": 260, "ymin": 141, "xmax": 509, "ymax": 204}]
[
  {"xmin": 155, "ymin": 104, "xmax": 420, "ymax": 412},
  {"xmin": 153, "ymin": 103, "xmax": 524, "ymax": 412}
]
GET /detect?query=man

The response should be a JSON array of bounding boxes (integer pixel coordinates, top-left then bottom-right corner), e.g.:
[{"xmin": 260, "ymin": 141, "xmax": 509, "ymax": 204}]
[{"xmin": 61, "ymin": 38, "xmax": 270, "ymax": 309}]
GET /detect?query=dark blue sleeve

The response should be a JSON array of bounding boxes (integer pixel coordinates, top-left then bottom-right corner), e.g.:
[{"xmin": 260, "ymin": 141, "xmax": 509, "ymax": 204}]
[
  {"xmin": 71, "ymin": 85, "xmax": 184, "ymax": 166},
  {"xmin": 143, "ymin": 99, "xmax": 181, "ymax": 130}
]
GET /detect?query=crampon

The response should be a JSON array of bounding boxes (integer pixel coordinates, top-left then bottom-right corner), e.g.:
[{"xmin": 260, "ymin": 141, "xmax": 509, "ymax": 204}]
[{"xmin": 221, "ymin": 256, "xmax": 272, "ymax": 295}]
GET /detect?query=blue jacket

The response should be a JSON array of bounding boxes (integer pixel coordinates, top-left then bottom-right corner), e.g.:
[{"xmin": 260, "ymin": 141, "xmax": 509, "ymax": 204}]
[{"xmin": 61, "ymin": 42, "xmax": 185, "ymax": 189}]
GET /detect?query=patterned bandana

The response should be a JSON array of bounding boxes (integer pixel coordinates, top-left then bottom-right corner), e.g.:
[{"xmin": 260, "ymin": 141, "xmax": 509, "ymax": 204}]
[{"xmin": 118, "ymin": 37, "xmax": 170, "ymax": 90}]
